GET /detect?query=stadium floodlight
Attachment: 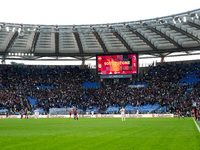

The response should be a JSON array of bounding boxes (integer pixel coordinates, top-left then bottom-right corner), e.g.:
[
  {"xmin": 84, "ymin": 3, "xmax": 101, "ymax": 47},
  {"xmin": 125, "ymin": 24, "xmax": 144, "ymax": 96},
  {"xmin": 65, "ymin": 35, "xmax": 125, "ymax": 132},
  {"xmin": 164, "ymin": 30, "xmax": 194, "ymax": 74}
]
[
  {"xmin": 178, "ymin": 18, "xmax": 181, "ymax": 23},
  {"xmin": 172, "ymin": 19, "xmax": 176, "ymax": 24},
  {"xmin": 140, "ymin": 21, "xmax": 147, "ymax": 26},
  {"xmin": 55, "ymin": 25, "xmax": 59, "ymax": 31},
  {"xmin": 183, "ymin": 16, "xmax": 187, "ymax": 22},
  {"xmin": 123, "ymin": 23, "xmax": 127, "ymax": 28},
  {"xmin": 18, "ymin": 27, "xmax": 21, "ymax": 33},
  {"xmin": 189, "ymin": 13, "xmax": 196, "ymax": 20},
  {"xmin": 173, "ymin": 16, "xmax": 180, "ymax": 24},
  {"xmin": 189, "ymin": 13, "xmax": 195, "ymax": 17},
  {"xmin": 37, "ymin": 26, "xmax": 41, "ymax": 31},
  {"xmin": 156, "ymin": 19, "xmax": 165, "ymax": 24},
  {"xmin": 6, "ymin": 26, "xmax": 9, "ymax": 32},
  {"xmin": 12, "ymin": 27, "xmax": 15, "ymax": 32},
  {"xmin": 18, "ymin": 25, "xmax": 24, "ymax": 37},
  {"xmin": 90, "ymin": 25, "xmax": 94, "ymax": 30},
  {"xmin": 72, "ymin": 25, "xmax": 76, "ymax": 31},
  {"xmin": 195, "ymin": 13, "xmax": 199, "ymax": 19},
  {"xmin": 19, "ymin": 30, "xmax": 24, "ymax": 37}
]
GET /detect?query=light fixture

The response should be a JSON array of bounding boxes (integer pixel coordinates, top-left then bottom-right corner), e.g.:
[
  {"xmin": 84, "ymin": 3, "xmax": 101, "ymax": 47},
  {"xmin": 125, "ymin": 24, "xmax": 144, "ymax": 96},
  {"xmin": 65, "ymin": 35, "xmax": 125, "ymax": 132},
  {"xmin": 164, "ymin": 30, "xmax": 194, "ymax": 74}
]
[
  {"xmin": 173, "ymin": 16, "xmax": 181, "ymax": 24},
  {"xmin": 173, "ymin": 19, "xmax": 176, "ymax": 24},
  {"xmin": 190, "ymin": 13, "xmax": 195, "ymax": 17},
  {"xmin": 189, "ymin": 13, "xmax": 196, "ymax": 20},
  {"xmin": 6, "ymin": 26, "xmax": 9, "ymax": 32},
  {"xmin": 36, "ymin": 26, "xmax": 41, "ymax": 31},
  {"xmin": 178, "ymin": 18, "xmax": 181, "ymax": 23},
  {"xmin": 140, "ymin": 21, "xmax": 147, "ymax": 26},
  {"xmin": 55, "ymin": 25, "xmax": 58, "ymax": 31},
  {"xmin": 195, "ymin": 13, "xmax": 199, "ymax": 19},
  {"xmin": 18, "ymin": 27, "xmax": 21, "ymax": 33},
  {"xmin": 72, "ymin": 25, "xmax": 76, "ymax": 31},
  {"xmin": 18, "ymin": 25, "xmax": 24, "ymax": 37},
  {"xmin": 157, "ymin": 19, "xmax": 165, "ymax": 24},
  {"xmin": 183, "ymin": 16, "xmax": 187, "ymax": 22},
  {"xmin": 90, "ymin": 25, "xmax": 93, "ymax": 30},
  {"xmin": 12, "ymin": 27, "xmax": 15, "ymax": 32}
]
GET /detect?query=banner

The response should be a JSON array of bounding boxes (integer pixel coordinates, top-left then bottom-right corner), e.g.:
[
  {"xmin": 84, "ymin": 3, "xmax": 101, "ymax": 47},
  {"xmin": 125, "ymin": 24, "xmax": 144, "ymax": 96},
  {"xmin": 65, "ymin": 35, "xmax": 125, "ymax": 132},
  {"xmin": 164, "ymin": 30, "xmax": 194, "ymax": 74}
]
[{"xmin": 0, "ymin": 114, "xmax": 174, "ymax": 119}]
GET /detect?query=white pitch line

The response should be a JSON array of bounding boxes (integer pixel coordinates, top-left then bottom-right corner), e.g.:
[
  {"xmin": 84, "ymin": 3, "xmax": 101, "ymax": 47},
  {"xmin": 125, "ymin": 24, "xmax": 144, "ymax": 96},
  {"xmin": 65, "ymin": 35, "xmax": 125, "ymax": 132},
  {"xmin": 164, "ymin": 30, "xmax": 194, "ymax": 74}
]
[{"xmin": 193, "ymin": 118, "xmax": 200, "ymax": 133}]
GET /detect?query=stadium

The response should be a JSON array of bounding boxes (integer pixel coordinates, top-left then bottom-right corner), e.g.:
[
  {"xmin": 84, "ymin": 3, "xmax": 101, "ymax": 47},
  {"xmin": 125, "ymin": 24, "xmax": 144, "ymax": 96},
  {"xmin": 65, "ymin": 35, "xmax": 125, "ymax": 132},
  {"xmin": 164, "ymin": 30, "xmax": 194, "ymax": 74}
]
[{"xmin": 0, "ymin": 1, "xmax": 200, "ymax": 150}]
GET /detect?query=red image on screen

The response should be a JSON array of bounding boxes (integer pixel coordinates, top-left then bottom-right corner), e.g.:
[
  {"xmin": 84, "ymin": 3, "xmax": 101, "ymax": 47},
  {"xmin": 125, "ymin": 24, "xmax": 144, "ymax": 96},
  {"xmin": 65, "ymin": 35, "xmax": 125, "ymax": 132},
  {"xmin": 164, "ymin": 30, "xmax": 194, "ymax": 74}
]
[{"xmin": 97, "ymin": 54, "xmax": 137, "ymax": 75}]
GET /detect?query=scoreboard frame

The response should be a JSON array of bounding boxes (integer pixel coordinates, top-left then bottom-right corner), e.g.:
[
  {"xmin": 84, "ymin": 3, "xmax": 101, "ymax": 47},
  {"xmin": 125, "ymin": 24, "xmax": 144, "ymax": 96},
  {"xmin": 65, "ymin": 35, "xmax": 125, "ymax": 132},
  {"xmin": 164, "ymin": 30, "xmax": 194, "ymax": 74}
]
[{"xmin": 96, "ymin": 53, "xmax": 139, "ymax": 79}]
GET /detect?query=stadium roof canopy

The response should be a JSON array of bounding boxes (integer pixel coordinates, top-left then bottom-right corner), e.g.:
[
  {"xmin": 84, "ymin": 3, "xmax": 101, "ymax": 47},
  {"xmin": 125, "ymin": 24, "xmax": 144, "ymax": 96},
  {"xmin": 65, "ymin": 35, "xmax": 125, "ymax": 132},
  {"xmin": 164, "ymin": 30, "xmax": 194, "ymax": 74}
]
[{"xmin": 0, "ymin": 8, "xmax": 200, "ymax": 64}]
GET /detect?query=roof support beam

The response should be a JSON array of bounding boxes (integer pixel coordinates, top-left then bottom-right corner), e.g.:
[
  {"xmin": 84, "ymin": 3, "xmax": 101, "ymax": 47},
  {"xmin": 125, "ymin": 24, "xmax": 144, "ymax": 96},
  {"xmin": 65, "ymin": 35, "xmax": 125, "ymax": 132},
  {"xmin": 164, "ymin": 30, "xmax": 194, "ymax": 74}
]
[
  {"xmin": 113, "ymin": 31, "xmax": 133, "ymax": 52},
  {"xmin": 2, "ymin": 31, "xmax": 18, "ymax": 63},
  {"xmin": 55, "ymin": 31, "xmax": 59, "ymax": 54},
  {"xmin": 149, "ymin": 27, "xmax": 183, "ymax": 49},
  {"xmin": 161, "ymin": 55, "xmax": 165, "ymax": 62},
  {"xmin": 73, "ymin": 56, "xmax": 94, "ymax": 61},
  {"xmin": 111, "ymin": 28, "xmax": 133, "ymax": 52},
  {"xmin": 186, "ymin": 21, "xmax": 200, "ymax": 30},
  {"xmin": 84, "ymin": 56, "xmax": 95, "ymax": 60},
  {"xmin": 93, "ymin": 32, "xmax": 108, "ymax": 53},
  {"xmin": 73, "ymin": 32, "xmax": 84, "ymax": 54},
  {"xmin": 134, "ymin": 30, "xmax": 158, "ymax": 51},
  {"xmin": 31, "ymin": 32, "xmax": 40, "ymax": 53},
  {"xmin": 169, "ymin": 24, "xmax": 200, "ymax": 43},
  {"xmin": 81, "ymin": 58, "xmax": 85, "ymax": 67},
  {"xmin": 127, "ymin": 25, "xmax": 158, "ymax": 51},
  {"xmin": 5, "ymin": 31, "xmax": 18, "ymax": 53}
]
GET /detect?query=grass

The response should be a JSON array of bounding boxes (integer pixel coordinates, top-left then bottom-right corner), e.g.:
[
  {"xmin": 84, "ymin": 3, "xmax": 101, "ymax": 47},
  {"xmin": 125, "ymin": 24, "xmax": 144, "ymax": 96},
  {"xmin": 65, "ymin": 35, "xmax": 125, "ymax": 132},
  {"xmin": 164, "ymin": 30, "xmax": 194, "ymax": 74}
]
[{"xmin": 0, "ymin": 117, "xmax": 199, "ymax": 150}]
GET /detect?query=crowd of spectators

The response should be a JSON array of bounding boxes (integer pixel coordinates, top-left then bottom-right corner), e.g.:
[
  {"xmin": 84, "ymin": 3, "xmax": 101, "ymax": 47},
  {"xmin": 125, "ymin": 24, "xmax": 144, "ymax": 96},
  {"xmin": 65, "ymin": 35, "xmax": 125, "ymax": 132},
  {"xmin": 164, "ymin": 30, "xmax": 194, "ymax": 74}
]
[
  {"xmin": 139, "ymin": 62, "xmax": 200, "ymax": 114},
  {"xmin": 0, "ymin": 65, "xmax": 29, "ymax": 114},
  {"xmin": 0, "ymin": 61, "xmax": 200, "ymax": 115}
]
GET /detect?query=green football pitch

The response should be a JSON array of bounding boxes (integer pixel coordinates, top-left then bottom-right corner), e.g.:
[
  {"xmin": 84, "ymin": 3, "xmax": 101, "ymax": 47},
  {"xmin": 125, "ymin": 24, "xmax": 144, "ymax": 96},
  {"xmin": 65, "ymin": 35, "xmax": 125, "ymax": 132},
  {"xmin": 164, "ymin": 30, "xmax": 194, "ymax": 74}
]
[{"xmin": 0, "ymin": 117, "xmax": 199, "ymax": 150}]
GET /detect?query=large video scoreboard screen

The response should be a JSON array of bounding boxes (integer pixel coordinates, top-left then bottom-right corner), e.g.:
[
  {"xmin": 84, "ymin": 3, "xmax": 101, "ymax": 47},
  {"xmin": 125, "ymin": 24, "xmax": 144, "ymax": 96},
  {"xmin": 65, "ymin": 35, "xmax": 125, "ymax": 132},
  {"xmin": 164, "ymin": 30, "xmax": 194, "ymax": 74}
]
[{"xmin": 97, "ymin": 53, "xmax": 138, "ymax": 75}]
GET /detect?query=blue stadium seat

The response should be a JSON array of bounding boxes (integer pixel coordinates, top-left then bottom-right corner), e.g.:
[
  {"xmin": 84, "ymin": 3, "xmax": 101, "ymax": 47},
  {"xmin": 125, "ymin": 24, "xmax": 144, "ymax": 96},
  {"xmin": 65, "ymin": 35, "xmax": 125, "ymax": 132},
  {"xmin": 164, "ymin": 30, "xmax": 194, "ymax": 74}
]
[
  {"xmin": 27, "ymin": 96, "xmax": 37, "ymax": 107},
  {"xmin": 82, "ymin": 81, "xmax": 100, "ymax": 89}
]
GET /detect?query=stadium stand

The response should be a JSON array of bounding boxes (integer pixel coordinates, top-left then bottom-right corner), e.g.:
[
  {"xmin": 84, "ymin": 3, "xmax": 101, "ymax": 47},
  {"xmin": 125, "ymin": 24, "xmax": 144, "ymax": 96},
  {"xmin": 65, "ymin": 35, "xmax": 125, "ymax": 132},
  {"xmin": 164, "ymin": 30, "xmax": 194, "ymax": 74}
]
[{"xmin": 0, "ymin": 60, "xmax": 199, "ymax": 115}]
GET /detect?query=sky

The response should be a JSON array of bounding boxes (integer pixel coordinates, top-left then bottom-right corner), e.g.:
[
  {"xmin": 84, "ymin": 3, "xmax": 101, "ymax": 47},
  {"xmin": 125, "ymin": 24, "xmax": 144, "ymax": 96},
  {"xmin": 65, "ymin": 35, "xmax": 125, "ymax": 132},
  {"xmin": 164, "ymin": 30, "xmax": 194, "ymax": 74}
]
[{"xmin": 0, "ymin": 0, "xmax": 199, "ymax": 25}]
